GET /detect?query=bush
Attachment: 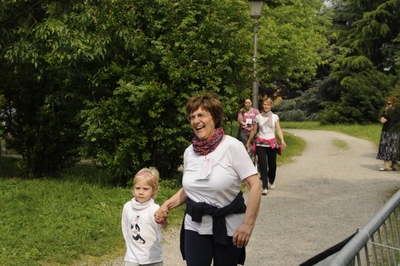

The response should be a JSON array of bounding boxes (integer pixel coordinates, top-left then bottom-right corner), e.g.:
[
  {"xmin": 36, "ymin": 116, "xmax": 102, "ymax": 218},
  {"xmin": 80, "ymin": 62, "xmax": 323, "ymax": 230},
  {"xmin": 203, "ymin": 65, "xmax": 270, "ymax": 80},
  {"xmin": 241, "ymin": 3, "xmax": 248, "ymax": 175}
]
[
  {"xmin": 274, "ymin": 89, "xmax": 321, "ymax": 121},
  {"xmin": 278, "ymin": 109, "xmax": 306, "ymax": 121}
]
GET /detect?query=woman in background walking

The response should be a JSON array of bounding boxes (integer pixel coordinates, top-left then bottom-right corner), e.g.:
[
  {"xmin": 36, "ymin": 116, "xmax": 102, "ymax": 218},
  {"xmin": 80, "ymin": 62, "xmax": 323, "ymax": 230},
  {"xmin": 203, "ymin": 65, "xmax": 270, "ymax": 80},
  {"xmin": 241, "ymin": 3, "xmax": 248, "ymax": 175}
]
[
  {"xmin": 246, "ymin": 97, "xmax": 286, "ymax": 195},
  {"xmin": 237, "ymin": 98, "xmax": 260, "ymax": 147}
]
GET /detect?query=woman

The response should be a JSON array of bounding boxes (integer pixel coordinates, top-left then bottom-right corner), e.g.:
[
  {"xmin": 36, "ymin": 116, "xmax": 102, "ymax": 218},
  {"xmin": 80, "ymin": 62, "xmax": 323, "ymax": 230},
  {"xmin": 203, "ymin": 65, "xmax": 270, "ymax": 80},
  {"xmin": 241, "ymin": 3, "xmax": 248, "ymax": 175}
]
[
  {"xmin": 155, "ymin": 93, "xmax": 261, "ymax": 266},
  {"xmin": 377, "ymin": 97, "xmax": 399, "ymax": 171},
  {"xmin": 237, "ymin": 98, "xmax": 260, "ymax": 147},
  {"xmin": 246, "ymin": 98, "xmax": 286, "ymax": 195}
]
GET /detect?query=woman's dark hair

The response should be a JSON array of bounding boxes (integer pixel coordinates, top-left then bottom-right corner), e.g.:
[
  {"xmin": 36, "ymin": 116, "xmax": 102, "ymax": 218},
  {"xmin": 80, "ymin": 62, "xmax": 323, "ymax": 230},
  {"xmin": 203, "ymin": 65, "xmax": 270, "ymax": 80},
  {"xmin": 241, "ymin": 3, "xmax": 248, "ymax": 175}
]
[{"xmin": 186, "ymin": 93, "xmax": 224, "ymax": 128}]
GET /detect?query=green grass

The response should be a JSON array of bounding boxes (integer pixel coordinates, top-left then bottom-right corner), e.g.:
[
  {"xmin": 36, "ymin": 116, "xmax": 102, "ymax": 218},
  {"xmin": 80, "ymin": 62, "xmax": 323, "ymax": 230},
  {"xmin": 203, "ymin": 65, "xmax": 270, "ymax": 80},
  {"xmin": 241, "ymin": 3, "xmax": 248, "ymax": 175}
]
[
  {"xmin": 332, "ymin": 139, "xmax": 349, "ymax": 150},
  {"xmin": 0, "ymin": 176, "xmax": 129, "ymax": 265},
  {"xmin": 277, "ymin": 132, "xmax": 306, "ymax": 166},
  {"xmin": 281, "ymin": 121, "xmax": 382, "ymax": 146},
  {"xmin": 0, "ymin": 157, "xmax": 184, "ymax": 265},
  {"xmin": 0, "ymin": 121, "xmax": 385, "ymax": 265}
]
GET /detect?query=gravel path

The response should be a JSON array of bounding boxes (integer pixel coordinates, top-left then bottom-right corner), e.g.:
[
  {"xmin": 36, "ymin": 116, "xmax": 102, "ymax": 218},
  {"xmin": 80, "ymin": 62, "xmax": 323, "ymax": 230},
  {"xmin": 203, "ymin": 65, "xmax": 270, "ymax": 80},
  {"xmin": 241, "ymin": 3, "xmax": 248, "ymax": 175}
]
[{"xmin": 100, "ymin": 129, "xmax": 400, "ymax": 266}]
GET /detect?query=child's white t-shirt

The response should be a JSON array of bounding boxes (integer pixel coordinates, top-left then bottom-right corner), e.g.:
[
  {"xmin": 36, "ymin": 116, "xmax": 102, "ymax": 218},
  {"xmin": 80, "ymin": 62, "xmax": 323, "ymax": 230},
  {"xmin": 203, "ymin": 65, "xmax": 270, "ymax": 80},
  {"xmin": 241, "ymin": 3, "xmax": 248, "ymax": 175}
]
[{"xmin": 121, "ymin": 198, "xmax": 163, "ymax": 264}]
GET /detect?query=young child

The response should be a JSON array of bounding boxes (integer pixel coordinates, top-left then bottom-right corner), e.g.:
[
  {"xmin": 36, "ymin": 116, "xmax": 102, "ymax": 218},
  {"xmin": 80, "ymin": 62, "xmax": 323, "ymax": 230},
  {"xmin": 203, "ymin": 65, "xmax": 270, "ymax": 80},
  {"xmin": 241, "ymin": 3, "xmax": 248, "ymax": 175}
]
[{"xmin": 122, "ymin": 167, "xmax": 167, "ymax": 266}]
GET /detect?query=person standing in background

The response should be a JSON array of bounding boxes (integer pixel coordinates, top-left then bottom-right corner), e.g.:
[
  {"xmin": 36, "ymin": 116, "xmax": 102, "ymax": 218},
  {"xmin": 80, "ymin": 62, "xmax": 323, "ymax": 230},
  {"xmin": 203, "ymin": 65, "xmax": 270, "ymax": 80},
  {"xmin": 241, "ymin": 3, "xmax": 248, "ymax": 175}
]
[
  {"xmin": 237, "ymin": 98, "xmax": 260, "ymax": 149},
  {"xmin": 377, "ymin": 97, "xmax": 399, "ymax": 171}
]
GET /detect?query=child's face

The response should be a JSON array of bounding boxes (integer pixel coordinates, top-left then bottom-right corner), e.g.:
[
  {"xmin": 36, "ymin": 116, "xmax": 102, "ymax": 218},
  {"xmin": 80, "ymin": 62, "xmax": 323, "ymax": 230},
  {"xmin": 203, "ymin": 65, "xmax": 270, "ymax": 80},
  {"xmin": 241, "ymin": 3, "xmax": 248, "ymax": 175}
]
[{"xmin": 134, "ymin": 179, "xmax": 154, "ymax": 203}]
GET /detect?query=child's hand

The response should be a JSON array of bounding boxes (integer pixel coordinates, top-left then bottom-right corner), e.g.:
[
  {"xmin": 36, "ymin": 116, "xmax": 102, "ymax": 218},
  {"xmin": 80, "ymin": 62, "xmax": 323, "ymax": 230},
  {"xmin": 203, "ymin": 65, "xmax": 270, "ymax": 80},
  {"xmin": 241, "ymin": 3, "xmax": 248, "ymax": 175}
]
[
  {"xmin": 154, "ymin": 207, "xmax": 168, "ymax": 224},
  {"xmin": 155, "ymin": 215, "xmax": 165, "ymax": 224}
]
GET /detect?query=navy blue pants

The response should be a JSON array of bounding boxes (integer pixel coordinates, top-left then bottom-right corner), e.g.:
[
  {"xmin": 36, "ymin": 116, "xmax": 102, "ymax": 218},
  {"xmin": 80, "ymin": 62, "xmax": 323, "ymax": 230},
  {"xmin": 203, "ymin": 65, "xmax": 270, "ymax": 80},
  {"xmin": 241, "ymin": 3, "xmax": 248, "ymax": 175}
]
[{"xmin": 184, "ymin": 230, "xmax": 242, "ymax": 266}]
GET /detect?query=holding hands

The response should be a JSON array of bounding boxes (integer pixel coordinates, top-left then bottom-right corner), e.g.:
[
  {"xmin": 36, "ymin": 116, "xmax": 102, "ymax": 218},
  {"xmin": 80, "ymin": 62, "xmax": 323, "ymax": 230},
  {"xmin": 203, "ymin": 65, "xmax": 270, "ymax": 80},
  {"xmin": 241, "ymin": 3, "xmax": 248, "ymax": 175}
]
[{"xmin": 155, "ymin": 205, "xmax": 169, "ymax": 224}]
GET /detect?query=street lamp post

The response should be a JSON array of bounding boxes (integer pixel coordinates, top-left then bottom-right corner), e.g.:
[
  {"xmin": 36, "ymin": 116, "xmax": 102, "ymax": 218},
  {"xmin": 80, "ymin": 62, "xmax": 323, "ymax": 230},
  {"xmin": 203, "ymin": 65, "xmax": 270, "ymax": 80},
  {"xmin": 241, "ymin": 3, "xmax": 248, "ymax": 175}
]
[{"xmin": 248, "ymin": 1, "xmax": 263, "ymax": 110}]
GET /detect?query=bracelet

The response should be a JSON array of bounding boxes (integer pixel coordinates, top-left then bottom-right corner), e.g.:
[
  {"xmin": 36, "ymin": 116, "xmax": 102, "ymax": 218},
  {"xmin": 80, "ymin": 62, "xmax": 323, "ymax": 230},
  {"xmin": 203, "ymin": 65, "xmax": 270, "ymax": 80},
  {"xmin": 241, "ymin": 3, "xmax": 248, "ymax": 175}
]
[{"xmin": 243, "ymin": 223, "xmax": 255, "ymax": 226}]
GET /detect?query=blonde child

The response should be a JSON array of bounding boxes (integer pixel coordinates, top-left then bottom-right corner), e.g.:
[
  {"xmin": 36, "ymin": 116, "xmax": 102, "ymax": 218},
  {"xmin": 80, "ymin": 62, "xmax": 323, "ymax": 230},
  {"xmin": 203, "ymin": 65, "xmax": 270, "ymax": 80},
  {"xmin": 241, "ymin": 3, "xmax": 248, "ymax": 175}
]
[{"xmin": 122, "ymin": 167, "xmax": 167, "ymax": 266}]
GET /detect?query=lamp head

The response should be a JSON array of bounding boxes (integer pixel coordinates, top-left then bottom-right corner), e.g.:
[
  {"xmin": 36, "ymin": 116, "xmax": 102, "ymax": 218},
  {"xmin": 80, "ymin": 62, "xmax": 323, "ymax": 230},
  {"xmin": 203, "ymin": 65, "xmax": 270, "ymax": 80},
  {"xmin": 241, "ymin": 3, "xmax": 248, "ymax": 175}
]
[{"xmin": 248, "ymin": 1, "xmax": 264, "ymax": 19}]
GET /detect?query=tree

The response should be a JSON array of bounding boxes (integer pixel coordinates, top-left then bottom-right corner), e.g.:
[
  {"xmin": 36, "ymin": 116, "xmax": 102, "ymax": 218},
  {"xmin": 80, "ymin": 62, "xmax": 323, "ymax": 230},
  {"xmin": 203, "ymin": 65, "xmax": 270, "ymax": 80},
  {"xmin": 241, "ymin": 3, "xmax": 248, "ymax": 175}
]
[
  {"xmin": 0, "ymin": 0, "xmax": 336, "ymax": 182},
  {"xmin": 1, "ymin": 0, "xmax": 254, "ymax": 182},
  {"xmin": 318, "ymin": 0, "xmax": 400, "ymax": 124},
  {"xmin": 0, "ymin": 1, "xmax": 133, "ymax": 177},
  {"xmin": 257, "ymin": 0, "xmax": 330, "ymax": 93},
  {"xmin": 80, "ymin": 0, "xmax": 253, "ymax": 184}
]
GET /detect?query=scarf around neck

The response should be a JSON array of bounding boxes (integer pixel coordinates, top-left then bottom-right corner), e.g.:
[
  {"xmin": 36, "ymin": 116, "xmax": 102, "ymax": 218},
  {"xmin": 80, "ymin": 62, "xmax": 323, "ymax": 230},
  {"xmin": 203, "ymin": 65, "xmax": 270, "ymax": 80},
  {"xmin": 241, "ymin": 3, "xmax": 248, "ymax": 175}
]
[
  {"xmin": 192, "ymin": 127, "xmax": 224, "ymax": 156},
  {"xmin": 261, "ymin": 111, "xmax": 274, "ymax": 129}
]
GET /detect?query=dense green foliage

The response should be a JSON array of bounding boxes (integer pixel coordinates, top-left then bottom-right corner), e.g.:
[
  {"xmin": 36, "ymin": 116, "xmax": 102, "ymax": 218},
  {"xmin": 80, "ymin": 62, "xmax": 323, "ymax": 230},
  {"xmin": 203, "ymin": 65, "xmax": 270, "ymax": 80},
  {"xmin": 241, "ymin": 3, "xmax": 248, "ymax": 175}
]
[
  {"xmin": 3, "ymin": 0, "xmax": 396, "ymax": 182},
  {"xmin": 0, "ymin": 1, "xmax": 86, "ymax": 177},
  {"xmin": 78, "ymin": 0, "xmax": 254, "ymax": 184},
  {"xmin": 258, "ymin": 0, "xmax": 330, "ymax": 91},
  {"xmin": 0, "ymin": 1, "xmax": 253, "ymax": 181},
  {"xmin": 0, "ymin": 0, "xmax": 328, "ymax": 183},
  {"xmin": 317, "ymin": 0, "xmax": 400, "ymax": 124},
  {"xmin": 274, "ymin": 88, "xmax": 322, "ymax": 121},
  {"xmin": 275, "ymin": 0, "xmax": 400, "ymax": 124}
]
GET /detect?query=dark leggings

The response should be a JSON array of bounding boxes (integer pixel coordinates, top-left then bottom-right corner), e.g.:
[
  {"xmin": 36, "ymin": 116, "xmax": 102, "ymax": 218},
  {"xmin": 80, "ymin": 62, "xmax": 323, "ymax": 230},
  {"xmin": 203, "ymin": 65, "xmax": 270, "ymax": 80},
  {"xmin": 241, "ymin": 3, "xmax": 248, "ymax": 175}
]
[
  {"xmin": 184, "ymin": 230, "xmax": 242, "ymax": 266},
  {"xmin": 256, "ymin": 146, "xmax": 277, "ymax": 189}
]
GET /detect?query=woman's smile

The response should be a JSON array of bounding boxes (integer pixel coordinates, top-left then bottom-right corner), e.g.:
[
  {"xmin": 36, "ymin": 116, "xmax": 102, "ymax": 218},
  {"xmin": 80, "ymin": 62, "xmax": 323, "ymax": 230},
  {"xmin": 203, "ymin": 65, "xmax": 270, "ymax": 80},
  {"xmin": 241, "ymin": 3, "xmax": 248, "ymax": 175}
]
[{"xmin": 189, "ymin": 108, "xmax": 215, "ymax": 140}]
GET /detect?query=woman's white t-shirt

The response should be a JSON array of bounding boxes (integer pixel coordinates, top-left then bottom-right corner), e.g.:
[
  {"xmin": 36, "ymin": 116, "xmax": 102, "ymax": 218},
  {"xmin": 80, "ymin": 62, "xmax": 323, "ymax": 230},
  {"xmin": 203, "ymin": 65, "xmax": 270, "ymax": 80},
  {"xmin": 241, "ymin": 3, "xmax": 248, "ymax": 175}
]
[
  {"xmin": 182, "ymin": 135, "xmax": 257, "ymax": 236},
  {"xmin": 255, "ymin": 113, "xmax": 279, "ymax": 140}
]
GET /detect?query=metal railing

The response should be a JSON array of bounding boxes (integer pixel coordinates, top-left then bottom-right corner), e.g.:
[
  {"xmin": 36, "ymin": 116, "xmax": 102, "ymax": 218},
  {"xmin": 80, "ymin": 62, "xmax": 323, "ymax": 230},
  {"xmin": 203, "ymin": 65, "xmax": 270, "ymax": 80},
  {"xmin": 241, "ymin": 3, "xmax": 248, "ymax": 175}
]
[{"xmin": 329, "ymin": 189, "xmax": 400, "ymax": 266}]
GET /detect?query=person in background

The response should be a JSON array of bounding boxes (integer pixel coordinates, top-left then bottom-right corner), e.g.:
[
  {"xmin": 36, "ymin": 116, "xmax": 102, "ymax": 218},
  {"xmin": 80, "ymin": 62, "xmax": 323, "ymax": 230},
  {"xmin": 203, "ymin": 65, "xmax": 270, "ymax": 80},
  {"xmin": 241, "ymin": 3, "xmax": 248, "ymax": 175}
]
[
  {"xmin": 122, "ymin": 167, "xmax": 167, "ymax": 266},
  {"xmin": 246, "ymin": 97, "xmax": 286, "ymax": 195},
  {"xmin": 155, "ymin": 93, "xmax": 261, "ymax": 266},
  {"xmin": 237, "ymin": 98, "xmax": 260, "ymax": 149},
  {"xmin": 377, "ymin": 97, "xmax": 399, "ymax": 171}
]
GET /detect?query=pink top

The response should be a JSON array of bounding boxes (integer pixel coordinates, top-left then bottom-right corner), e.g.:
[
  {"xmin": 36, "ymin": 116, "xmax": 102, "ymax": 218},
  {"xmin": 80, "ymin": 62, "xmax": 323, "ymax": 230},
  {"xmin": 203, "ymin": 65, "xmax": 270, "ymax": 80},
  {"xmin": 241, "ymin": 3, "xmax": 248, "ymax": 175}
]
[{"xmin": 237, "ymin": 108, "xmax": 260, "ymax": 133}]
